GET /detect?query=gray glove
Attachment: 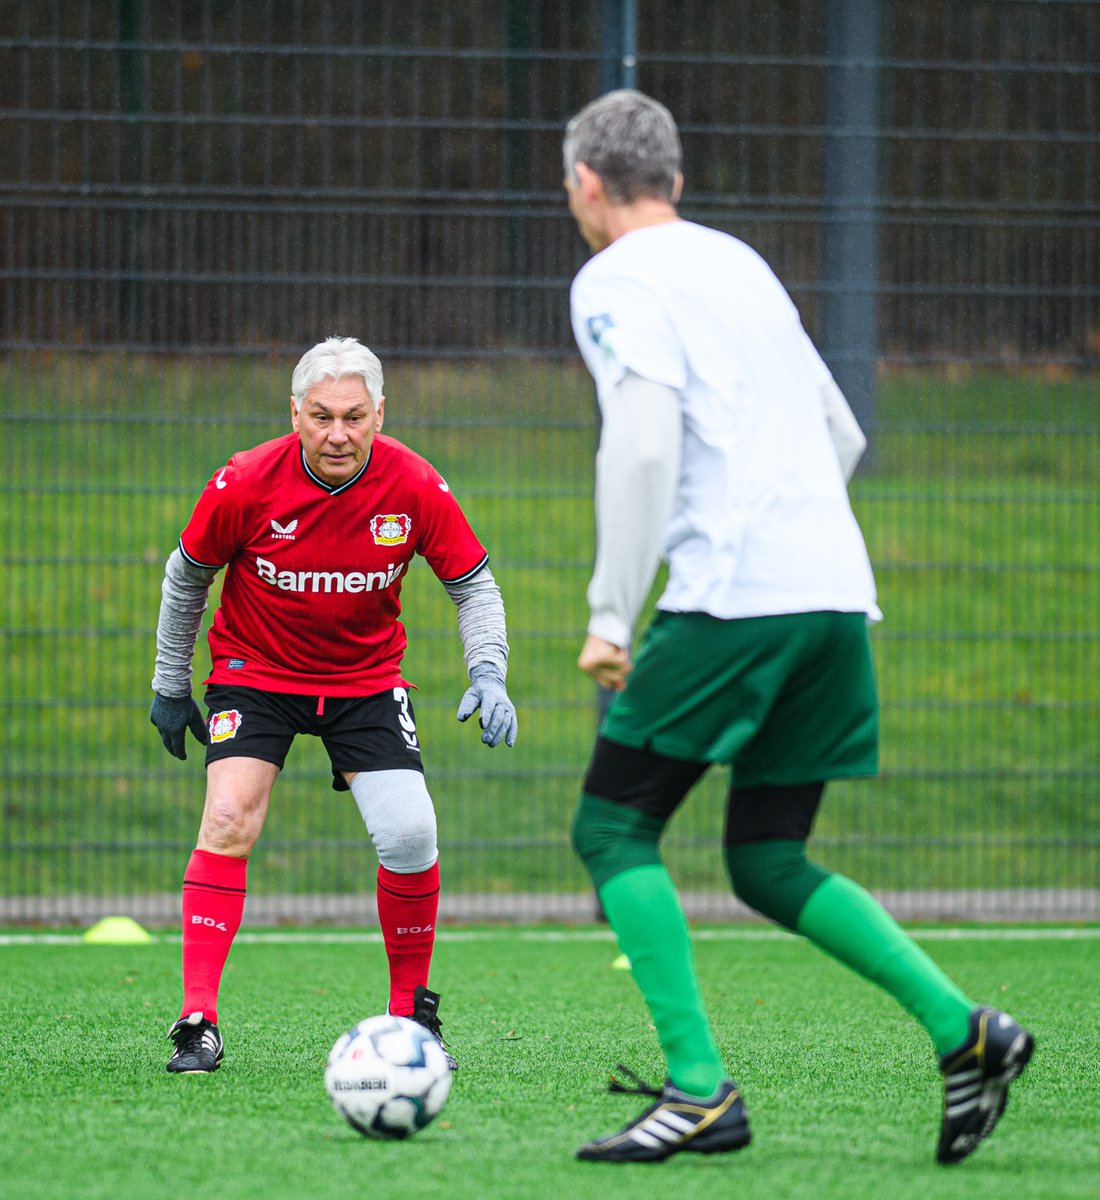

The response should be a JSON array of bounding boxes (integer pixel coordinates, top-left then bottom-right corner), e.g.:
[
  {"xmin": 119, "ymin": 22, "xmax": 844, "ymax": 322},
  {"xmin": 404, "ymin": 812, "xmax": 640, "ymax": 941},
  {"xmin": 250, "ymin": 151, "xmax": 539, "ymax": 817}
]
[
  {"xmin": 150, "ymin": 692, "xmax": 209, "ymax": 760},
  {"xmin": 456, "ymin": 663, "xmax": 517, "ymax": 748}
]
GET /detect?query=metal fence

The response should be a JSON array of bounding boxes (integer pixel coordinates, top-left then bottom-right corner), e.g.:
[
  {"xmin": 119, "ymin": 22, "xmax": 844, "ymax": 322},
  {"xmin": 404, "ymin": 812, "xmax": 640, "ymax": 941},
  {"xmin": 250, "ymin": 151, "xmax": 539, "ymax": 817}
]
[{"xmin": 1, "ymin": 0, "xmax": 1097, "ymax": 924}]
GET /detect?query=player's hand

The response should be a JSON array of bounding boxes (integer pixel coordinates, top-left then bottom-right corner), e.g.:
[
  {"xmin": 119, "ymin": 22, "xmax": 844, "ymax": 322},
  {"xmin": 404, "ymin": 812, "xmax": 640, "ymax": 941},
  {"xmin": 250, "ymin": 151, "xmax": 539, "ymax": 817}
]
[
  {"xmin": 456, "ymin": 664, "xmax": 518, "ymax": 748},
  {"xmin": 149, "ymin": 693, "xmax": 209, "ymax": 760},
  {"xmin": 578, "ymin": 635, "xmax": 632, "ymax": 691}
]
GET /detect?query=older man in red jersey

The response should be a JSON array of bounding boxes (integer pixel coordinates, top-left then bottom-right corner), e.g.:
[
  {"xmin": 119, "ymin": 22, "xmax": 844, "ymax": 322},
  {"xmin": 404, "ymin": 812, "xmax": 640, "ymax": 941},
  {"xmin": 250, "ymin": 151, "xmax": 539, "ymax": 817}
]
[{"xmin": 150, "ymin": 336, "xmax": 516, "ymax": 1074}]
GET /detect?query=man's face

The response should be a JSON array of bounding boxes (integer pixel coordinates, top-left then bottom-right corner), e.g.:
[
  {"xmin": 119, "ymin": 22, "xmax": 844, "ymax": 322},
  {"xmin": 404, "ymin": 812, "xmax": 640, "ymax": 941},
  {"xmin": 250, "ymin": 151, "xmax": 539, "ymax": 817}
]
[{"xmin": 290, "ymin": 375, "xmax": 384, "ymax": 487}]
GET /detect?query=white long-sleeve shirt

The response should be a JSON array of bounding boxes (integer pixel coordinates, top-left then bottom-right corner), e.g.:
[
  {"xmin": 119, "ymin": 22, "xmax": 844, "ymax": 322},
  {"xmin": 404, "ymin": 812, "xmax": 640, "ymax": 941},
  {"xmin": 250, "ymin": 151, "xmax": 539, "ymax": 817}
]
[{"xmin": 572, "ymin": 220, "xmax": 879, "ymax": 646}]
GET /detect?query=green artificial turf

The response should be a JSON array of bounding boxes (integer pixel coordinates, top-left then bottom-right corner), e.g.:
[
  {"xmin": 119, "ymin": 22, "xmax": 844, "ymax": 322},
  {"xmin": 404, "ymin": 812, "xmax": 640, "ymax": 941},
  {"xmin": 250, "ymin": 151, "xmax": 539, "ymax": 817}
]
[{"xmin": 0, "ymin": 927, "xmax": 1096, "ymax": 1200}]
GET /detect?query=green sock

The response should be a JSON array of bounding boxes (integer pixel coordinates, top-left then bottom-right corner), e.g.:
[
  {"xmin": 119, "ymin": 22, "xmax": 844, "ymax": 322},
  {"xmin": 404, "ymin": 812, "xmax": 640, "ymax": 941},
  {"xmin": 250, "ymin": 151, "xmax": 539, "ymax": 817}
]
[
  {"xmin": 796, "ymin": 873, "xmax": 973, "ymax": 1055},
  {"xmin": 598, "ymin": 864, "xmax": 726, "ymax": 1097}
]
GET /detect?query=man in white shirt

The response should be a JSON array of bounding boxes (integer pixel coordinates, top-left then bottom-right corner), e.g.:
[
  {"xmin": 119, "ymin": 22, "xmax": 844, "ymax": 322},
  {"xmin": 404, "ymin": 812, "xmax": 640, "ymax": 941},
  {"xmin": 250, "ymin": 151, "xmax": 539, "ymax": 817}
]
[{"xmin": 564, "ymin": 89, "xmax": 1032, "ymax": 1166}]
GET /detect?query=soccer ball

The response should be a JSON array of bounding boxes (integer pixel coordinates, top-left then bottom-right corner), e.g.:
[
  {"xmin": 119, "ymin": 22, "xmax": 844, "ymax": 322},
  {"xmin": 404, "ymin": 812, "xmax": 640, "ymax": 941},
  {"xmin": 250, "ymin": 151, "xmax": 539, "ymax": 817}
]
[{"xmin": 324, "ymin": 1015, "xmax": 452, "ymax": 1140}]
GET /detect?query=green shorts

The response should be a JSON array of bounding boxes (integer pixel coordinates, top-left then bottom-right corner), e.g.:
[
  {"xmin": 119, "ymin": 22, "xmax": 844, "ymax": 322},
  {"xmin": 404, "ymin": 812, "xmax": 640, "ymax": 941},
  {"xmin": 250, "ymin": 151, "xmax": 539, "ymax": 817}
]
[{"xmin": 600, "ymin": 609, "xmax": 879, "ymax": 786}]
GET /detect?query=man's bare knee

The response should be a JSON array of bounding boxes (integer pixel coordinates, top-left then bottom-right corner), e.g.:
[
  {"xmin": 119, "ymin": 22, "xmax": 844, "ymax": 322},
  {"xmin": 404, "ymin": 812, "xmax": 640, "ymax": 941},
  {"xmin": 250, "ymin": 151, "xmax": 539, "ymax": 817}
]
[{"xmin": 198, "ymin": 757, "xmax": 277, "ymax": 855}]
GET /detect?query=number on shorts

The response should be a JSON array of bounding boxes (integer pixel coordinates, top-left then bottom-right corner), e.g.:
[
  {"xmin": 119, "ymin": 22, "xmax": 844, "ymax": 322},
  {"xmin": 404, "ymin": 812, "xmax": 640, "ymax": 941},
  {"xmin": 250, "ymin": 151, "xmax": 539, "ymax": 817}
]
[{"xmin": 393, "ymin": 687, "xmax": 420, "ymax": 750}]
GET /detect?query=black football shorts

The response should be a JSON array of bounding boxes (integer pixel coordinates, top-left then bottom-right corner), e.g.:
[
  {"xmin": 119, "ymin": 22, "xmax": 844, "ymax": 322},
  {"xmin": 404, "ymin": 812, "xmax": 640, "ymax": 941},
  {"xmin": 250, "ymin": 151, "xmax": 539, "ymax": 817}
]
[{"xmin": 203, "ymin": 684, "xmax": 424, "ymax": 791}]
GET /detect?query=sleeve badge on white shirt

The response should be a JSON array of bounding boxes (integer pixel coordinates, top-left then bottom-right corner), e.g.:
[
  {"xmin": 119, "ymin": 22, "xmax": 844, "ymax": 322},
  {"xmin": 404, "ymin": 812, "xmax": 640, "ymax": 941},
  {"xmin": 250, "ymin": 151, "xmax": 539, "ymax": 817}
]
[{"xmin": 586, "ymin": 312, "xmax": 615, "ymax": 345}]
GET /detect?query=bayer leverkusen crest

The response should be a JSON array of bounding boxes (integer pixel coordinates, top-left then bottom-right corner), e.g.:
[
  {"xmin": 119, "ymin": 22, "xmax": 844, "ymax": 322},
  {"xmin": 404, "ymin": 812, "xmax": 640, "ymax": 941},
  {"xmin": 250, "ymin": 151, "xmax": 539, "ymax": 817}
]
[
  {"xmin": 370, "ymin": 513, "xmax": 412, "ymax": 545},
  {"xmin": 209, "ymin": 709, "xmax": 243, "ymax": 743}
]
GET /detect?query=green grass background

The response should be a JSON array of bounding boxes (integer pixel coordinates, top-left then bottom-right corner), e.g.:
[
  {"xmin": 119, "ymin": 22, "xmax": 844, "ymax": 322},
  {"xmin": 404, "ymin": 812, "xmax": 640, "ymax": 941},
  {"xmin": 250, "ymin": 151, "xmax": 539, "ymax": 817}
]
[
  {"xmin": 1, "ymin": 355, "xmax": 1098, "ymax": 900},
  {"xmin": 0, "ymin": 927, "xmax": 1096, "ymax": 1200}
]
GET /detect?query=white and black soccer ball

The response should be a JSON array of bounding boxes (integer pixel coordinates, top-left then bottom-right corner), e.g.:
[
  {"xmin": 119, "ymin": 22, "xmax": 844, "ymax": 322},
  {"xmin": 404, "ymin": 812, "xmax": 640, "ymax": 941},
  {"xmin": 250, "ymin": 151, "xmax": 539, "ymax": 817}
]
[{"xmin": 324, "ymin": 1015, "xmax": 452, "ymax": 1140}]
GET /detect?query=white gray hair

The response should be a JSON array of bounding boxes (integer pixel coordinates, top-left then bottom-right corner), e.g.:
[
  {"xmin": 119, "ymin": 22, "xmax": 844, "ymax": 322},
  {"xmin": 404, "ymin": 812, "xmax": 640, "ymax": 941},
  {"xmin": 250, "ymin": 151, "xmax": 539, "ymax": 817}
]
[
  {"xmin": 291, "ymin": 336, "xmax": 384, "ymax": 411},
  {"xmin": 563, "ymin": 90, "xmax": 682, "ymax": 204}
]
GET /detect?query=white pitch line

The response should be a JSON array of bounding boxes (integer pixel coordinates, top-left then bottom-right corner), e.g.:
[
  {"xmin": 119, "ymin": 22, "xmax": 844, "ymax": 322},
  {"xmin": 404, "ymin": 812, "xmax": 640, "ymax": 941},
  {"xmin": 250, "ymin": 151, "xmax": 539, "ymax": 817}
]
[{"xmin": 1, "ymin": 926, "xmax": 1098, "ymax": 947}]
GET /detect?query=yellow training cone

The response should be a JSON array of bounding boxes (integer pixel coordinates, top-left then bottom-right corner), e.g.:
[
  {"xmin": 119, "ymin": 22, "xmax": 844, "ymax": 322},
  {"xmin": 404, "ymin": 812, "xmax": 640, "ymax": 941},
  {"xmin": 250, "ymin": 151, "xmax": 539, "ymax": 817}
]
[
  {"xmin": 82, "ymin": 916, "xmax": 153, "ymax": 945},
  {"xmin": 610, "ymin": 953, "xmax": 632, "ymax": 971}
]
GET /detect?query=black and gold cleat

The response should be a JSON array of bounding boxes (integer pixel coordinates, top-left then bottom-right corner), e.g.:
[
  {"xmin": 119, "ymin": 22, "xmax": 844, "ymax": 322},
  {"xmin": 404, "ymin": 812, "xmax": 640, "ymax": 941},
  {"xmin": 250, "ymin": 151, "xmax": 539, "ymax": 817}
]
[
  {"xmin": 937, "ymin": 1007, "xmax": 1034, "ymax": 1164},
  {"xmin": 577, "ymin": 1066, "xmax": 751, "ymax": 1163}
]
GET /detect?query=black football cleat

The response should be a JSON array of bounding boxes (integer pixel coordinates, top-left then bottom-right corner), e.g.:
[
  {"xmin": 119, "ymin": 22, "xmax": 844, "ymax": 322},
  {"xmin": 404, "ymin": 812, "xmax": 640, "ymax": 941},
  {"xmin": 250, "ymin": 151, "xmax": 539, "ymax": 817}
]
[
  {"xmin": 166, "ymin": 1011, "xmax": 225, "ymax": 1074},
  {"xmin": 937, "ymin": 1006, "xmax": 1034, "ymax": 1164},
  {"xmin": 576, "ymin": 1066, "xmax": 751, "ymax": 1163},
  {"xmin": 411, "ymin": 985, "xmax": 458, "ymax": 1071}
]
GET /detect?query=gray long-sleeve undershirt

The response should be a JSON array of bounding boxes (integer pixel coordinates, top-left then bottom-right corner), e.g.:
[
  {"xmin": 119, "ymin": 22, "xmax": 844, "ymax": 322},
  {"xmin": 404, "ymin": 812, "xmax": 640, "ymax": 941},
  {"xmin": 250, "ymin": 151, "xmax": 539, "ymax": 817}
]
[
  {"xmin": 151, "ymin": 549, "xmax": 217, "ymax": 697},
  {"xmin": 151, "ymin": 548, "xmax": 509, "ymax": 696},
  {"xmin": 442, "ymin": 568, "xmax": 509, "ymax": 678}
]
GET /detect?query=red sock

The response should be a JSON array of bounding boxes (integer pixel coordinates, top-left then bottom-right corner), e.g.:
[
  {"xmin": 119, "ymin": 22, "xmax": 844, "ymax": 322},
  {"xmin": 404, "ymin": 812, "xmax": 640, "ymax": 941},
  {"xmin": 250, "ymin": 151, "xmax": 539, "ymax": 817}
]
[
  {"xmin": 180, "ymin": 848, "xmax": 247, "ymax": 1024},
  {"xmin": 376, "ymin": 862, "xmax": 440, "ymax": 1016}
]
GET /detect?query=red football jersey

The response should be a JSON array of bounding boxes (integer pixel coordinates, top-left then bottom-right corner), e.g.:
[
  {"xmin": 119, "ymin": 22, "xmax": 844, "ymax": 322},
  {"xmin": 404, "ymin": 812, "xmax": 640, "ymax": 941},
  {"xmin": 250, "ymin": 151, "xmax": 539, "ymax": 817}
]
[{"xmin": 179, "ymin": 433, "xmax": 488, "ymax": 696}]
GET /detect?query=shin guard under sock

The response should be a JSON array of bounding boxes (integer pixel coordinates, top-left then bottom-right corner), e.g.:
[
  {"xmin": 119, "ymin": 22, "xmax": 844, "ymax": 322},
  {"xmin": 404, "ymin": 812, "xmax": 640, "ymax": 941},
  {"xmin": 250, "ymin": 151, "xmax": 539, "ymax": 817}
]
[
  {"xmin": 599, "ymin": 864, "xmax": 726, "ymax": 1097},
  {"xmin": 796, "ymin": 873, "xmax": 974, "ymax": 1054},
  {"xmin": 180, "ymin": 848, "xmax": 247, "ymax": 1023},
  {"xmin": 376, "ymin": 862, "xmax": 440, "ymax": 1017}
]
